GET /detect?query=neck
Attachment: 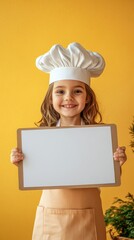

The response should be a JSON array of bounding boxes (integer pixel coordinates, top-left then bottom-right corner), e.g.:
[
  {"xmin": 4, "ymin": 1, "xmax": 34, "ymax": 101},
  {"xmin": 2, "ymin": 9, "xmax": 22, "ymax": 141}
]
[{"xmin": 60, "ymin": 116, "xmax": 81, "ymax": 126}]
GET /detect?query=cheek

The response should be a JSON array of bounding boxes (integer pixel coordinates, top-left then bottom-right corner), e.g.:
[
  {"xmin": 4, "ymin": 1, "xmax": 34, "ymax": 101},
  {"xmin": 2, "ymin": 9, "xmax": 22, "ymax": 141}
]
[
  {"xmin": 51, "ymin": 97, "xmax": 60, "ymax": 110},
  {"xmin": 51, "ymin": 101, "xmax": 58, "ymax": 112},
  {"xmin": 81, "ymin": 94, "xmax": 88, "ymax": 103},
  {"xmin": 78, "ymin": 97, "xmax": 87, "ymax": 110},
  {"xmin": 51, "ymin": 94, "xmax": 57, "ymax": 105},
  {"xmin": 85, "ymin": 95, "xmax": 90, "ymax": 103}
]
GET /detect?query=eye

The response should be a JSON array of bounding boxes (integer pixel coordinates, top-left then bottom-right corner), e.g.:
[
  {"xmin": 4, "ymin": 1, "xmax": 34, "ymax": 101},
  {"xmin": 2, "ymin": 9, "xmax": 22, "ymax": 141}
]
[
  {"xmin": 55, "ymin": 89, "xmax": 65, "ymax": 95},
  {"xmin": 74, "ymin": 89, "xmax": 83, "ymax": 94}
]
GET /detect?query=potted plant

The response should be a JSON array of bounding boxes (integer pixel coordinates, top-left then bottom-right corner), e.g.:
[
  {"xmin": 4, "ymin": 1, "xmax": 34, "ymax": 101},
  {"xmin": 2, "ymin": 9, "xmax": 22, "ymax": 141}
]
[
  {"xmin": 129, "ymin": 117, "xmax": 134, "ymax": 153},
  {"xmin": 104, "ymin": 193, "xmax": 134, "ymax": 239},
  {"xmin": 104, "ymin": 118, "xmax": 134, "ymax": 240}
]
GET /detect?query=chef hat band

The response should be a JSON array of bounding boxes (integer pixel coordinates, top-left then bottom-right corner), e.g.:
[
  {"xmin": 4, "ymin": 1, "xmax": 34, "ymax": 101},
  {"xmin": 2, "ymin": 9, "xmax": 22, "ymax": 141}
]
[
  {"xmin": 36, "ymin": 42, "xmax": 105, "ymax": 85},
  {"xmin": 50, "ymin": 67, "xmax": 90, "ymax": 85}
]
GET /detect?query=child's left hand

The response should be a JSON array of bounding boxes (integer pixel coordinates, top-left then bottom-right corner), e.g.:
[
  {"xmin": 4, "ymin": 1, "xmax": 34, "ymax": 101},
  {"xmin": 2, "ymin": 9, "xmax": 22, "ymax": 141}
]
[{"xmin": 113, "ymin": 146, "xmax": 127, "ymax": 166}]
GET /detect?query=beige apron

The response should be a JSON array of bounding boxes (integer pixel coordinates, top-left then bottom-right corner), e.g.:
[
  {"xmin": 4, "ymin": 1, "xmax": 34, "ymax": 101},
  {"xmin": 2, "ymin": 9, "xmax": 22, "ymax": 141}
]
[{"xmin": 32, "ymin": 188, "xmax": 106, "ymax": 240}]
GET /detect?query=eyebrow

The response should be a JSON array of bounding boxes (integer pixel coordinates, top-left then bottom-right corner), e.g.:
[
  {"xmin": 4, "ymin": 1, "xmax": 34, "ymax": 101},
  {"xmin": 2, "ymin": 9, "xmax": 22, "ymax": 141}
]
[{"xmin": 54, "ymin": 85, "xmax": 85, "ymax": 89}]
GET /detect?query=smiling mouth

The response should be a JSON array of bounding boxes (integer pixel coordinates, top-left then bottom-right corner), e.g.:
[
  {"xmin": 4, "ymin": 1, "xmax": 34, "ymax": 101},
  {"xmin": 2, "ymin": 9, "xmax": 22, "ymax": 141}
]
[{"xmin": 61, "ymin": 104, "xmax": 77, "ymax": 108}]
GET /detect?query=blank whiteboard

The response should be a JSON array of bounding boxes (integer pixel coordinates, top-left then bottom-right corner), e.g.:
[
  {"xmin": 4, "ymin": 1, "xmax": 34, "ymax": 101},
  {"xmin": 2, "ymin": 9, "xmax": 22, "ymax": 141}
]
[{"xmin": 17, "ymin": 124, "xmax": 120, "ymax": 190}]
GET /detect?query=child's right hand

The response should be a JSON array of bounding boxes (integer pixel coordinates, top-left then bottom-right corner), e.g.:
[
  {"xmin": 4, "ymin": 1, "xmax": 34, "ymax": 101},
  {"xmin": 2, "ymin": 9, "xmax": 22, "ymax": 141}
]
[{"xmin": 10, "ymin": 148, "xmax": 24, "ymax": 165}]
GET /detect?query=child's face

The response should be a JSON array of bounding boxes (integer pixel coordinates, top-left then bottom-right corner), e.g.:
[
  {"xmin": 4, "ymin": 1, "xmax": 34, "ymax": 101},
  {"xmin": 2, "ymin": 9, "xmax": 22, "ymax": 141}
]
[{"xmin": 52, "ymin": 80, "xmax": 88, "ymax": 121}]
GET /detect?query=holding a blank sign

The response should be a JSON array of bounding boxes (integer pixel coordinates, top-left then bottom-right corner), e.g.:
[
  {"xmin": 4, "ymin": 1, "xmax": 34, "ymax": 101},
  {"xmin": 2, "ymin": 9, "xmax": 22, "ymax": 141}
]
[
  {"xmin": 18, "ymin": 124, "xmax": 120, "ymax": 189},
  {"xmin": 10, "ymin": 42, "xmax": 127, "ymax": 240}
]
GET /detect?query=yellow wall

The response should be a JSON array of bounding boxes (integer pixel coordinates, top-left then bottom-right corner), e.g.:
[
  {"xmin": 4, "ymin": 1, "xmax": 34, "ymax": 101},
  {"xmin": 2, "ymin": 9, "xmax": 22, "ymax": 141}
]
[{"xmin": 0, "ymin": 0, "xmax": 134, "ymax": 239}]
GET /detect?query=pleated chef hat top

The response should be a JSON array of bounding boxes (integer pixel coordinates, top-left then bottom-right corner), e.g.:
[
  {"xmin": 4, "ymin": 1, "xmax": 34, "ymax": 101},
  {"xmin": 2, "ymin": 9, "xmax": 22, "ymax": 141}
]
[{"xmin": 36, "ymin": 42, "xmax": 105, "ymax": 85}]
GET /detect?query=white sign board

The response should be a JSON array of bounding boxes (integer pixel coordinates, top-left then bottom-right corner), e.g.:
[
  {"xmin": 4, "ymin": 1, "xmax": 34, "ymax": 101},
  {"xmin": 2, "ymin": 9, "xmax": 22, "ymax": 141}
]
[{"xmin": 17, "ymin": 124, "xmax": 120, "ymax": 190}]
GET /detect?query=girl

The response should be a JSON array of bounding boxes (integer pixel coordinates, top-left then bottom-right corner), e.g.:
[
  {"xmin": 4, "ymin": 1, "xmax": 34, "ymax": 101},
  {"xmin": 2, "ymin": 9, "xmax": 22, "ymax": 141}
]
[{"xmin": 10, "ymin": 43, "xmax": 127, "ymax": 240}]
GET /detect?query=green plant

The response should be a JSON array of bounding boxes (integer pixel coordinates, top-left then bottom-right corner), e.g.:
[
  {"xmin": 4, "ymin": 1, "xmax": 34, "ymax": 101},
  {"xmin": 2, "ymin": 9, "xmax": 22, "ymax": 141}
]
[
  {"xmin": 129, "ymin": 117, "xmax": 134, "ymax": 152},
  {"xmin": 104, "ymin": 193, "xmax": 134, "ymax": 239}
]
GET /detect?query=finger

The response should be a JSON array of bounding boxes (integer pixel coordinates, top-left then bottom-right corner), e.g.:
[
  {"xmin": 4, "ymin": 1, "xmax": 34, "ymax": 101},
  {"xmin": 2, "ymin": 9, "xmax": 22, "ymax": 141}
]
[
  {"xmin": 10, "ymin": 156, "xmax": 22, "ymax": 164},
  {"xmin": 114, "ymin": 146, "xmax": 126, "ymax": 158},
  {"xmin": 114, "ymin": 151, "xmax": 127, "ymax": 159},
  {"xmin": 118, "ymin": 152, "xmax": 126, "ymax": 159},
  {"xmin": 10, "ymin": 152, "xmax": 24, "ymax": 163},
  {"xmin": 114, "ymin": 154, "xmax": 127, "ymax": 167},
  {"xmin": 118, "ymin": 149, "xmax": 126, "ymax": 155},
  {"xmin": 114, "ymin": 153, "xmax": 127, "ymax": 160},
  {"xmin": 119, "ymin": 158, "xmax": 127, "ymax": 166},
  {"xmin": 10, "ymin": 151, "xmax": 23, "ymax": 157},
  {"xmin": 11, "ymin": 148, "xmax": 22, "ymax": 153},
  {"xmin": 114, "ymin": 156, "xmax": 127, "ymax": 162},
  {"xmin": 116, "ymin": 146, "xmax": 126, "ymax": 152},
  {"xmin": 113, "ymin": 152, "xmax": 119, "ymax": 160}
]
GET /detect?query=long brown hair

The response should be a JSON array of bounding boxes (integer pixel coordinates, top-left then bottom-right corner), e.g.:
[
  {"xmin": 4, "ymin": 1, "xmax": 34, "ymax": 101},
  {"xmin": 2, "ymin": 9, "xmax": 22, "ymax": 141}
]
[{"xmin": 37, "ymin": 83, "xmax": 102, "ymax": 127}]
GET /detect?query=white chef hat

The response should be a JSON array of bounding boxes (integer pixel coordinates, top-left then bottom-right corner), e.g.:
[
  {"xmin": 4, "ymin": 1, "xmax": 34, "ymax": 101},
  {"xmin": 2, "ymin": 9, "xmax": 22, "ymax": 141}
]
[{"xmin": 36, "ymin": 42, "xmax": 105, "ymax": 85}]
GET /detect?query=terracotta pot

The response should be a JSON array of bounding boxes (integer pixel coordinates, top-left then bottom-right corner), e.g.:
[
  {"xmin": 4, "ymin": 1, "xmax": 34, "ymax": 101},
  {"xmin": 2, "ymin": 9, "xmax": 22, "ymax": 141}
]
[
  {"xmin": 108, "ymin": 230, "xmax": 134, "ymax": 240},
  {"xmin": 109, "ymin": 233, "xmax": 134, "ymax": 240},
  {"xmin": 114, "ymin": 237, "xmax": 134, "ymax": 240}
]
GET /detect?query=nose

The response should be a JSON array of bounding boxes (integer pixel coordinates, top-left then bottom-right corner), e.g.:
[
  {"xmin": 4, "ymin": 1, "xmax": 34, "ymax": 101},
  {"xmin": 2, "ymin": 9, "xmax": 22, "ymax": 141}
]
[{"xmin": 64, "ymin": 91, "xmax": 73, "ymax": 101}]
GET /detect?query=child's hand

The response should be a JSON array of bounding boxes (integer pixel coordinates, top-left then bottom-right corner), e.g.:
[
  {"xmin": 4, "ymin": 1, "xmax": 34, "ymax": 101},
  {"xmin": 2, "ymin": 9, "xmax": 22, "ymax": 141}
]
[
  {"xmin": 10, "ymin": 148, "xmax": 24, "ymax": 165},
  {"xmin": 113, "ymin": 146, "xmax": 127, "ymax": 166}
]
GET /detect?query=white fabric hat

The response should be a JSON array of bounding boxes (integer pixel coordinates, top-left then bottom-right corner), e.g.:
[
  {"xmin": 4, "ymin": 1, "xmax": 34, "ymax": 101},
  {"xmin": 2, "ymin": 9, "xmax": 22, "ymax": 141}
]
[{"xmin": 36, "ymin": 42, "xmax": 105, "ymax": 85}]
